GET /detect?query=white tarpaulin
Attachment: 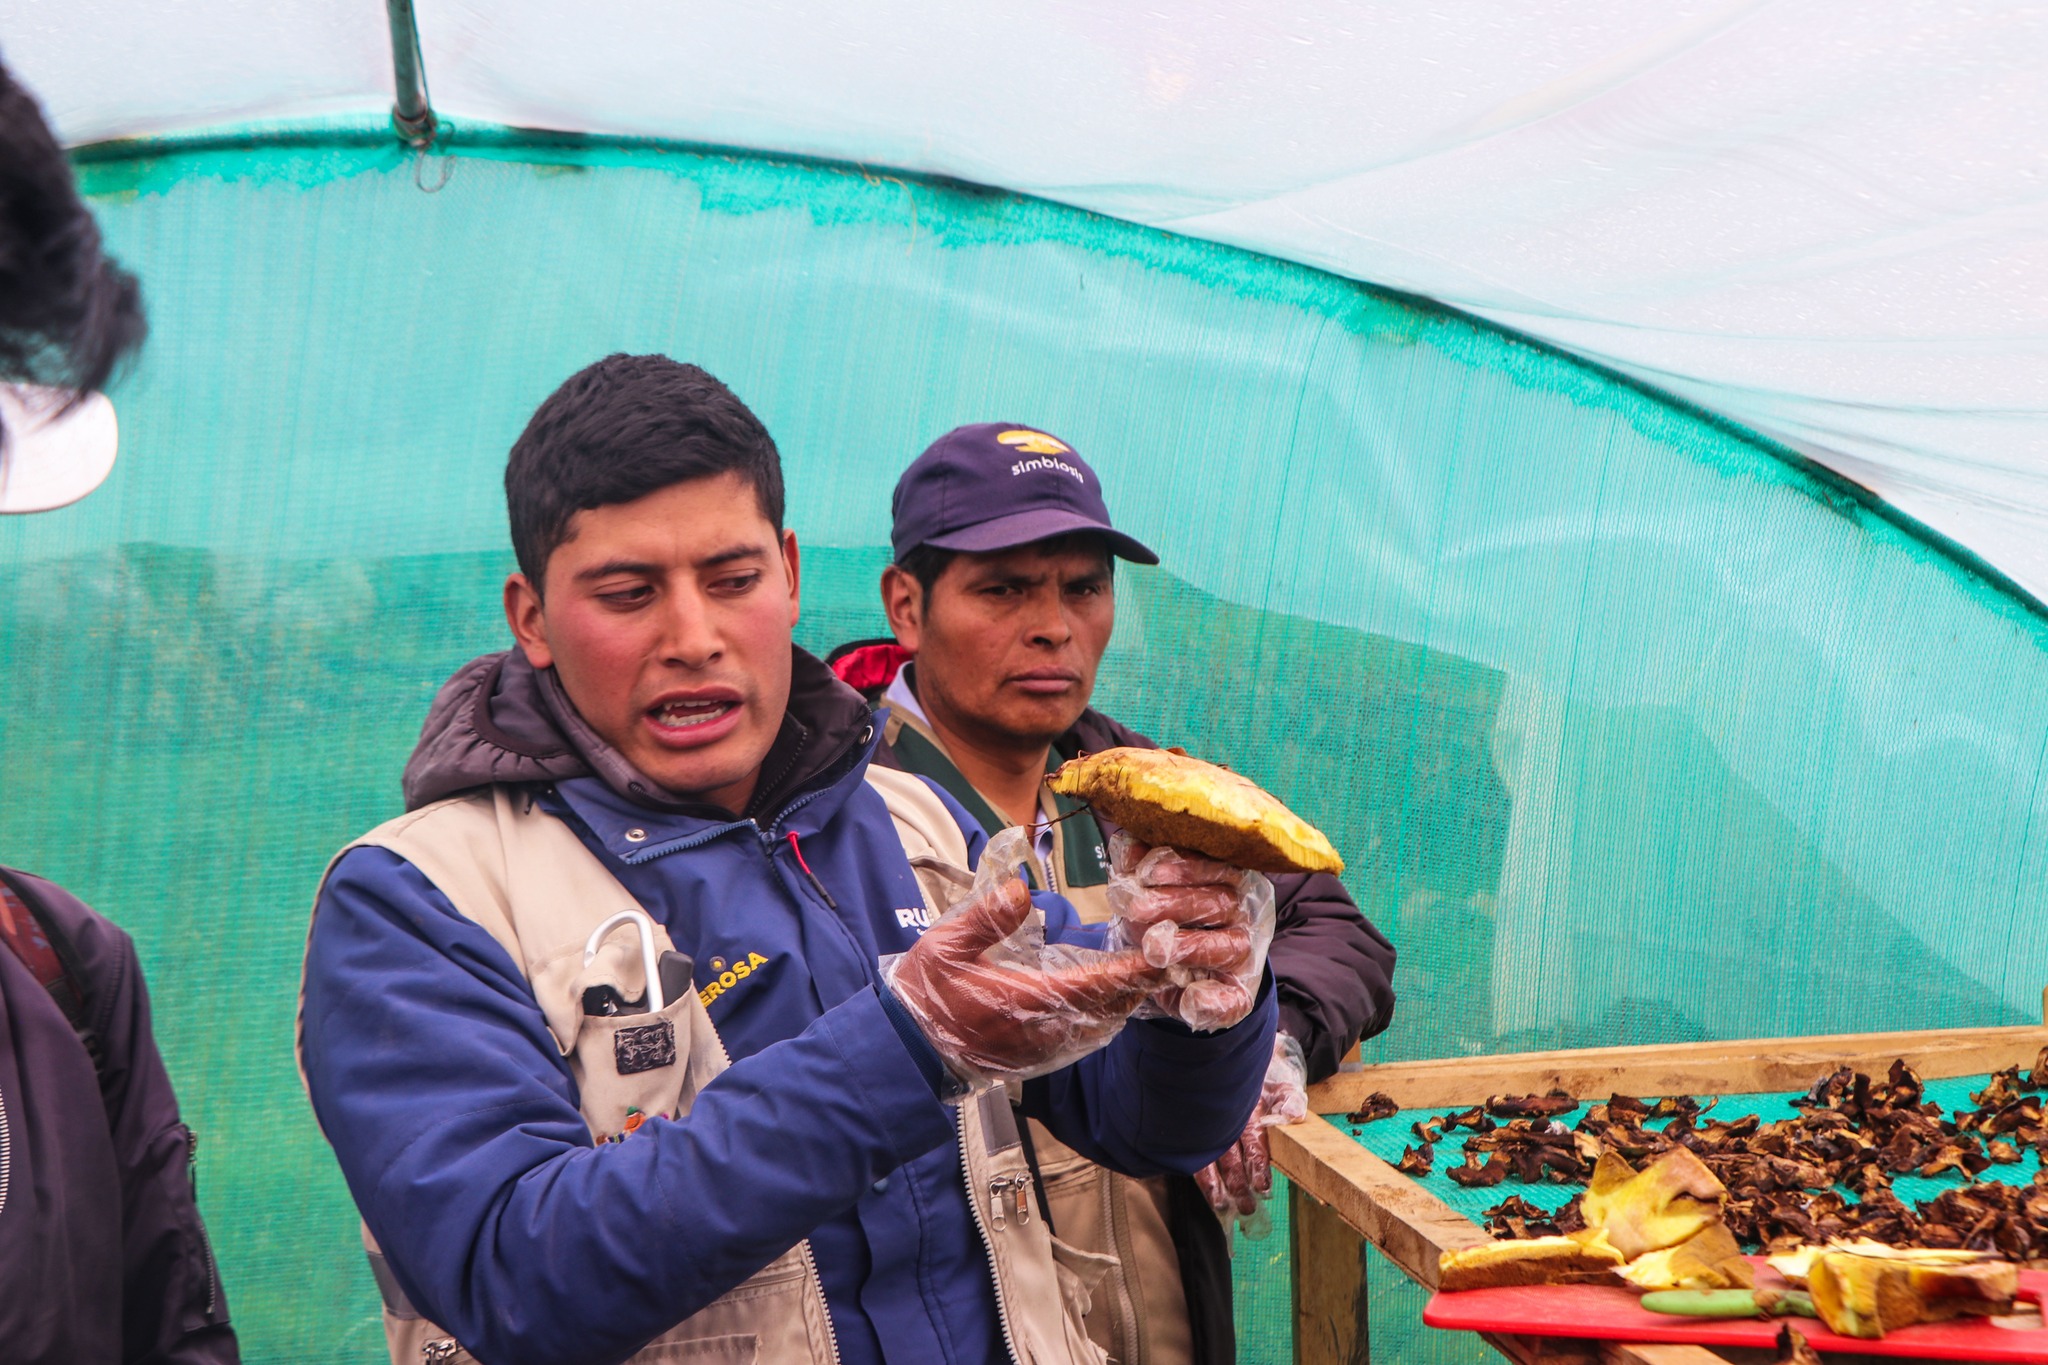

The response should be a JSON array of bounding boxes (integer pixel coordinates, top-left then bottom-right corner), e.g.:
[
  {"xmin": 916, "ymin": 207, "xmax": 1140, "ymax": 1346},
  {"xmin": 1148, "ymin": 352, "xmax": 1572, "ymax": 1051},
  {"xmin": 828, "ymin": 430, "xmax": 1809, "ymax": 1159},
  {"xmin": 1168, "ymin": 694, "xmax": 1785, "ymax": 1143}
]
[{"xmin": 10, "ymin": 1, "xmax": 2046, "ymax": 595}]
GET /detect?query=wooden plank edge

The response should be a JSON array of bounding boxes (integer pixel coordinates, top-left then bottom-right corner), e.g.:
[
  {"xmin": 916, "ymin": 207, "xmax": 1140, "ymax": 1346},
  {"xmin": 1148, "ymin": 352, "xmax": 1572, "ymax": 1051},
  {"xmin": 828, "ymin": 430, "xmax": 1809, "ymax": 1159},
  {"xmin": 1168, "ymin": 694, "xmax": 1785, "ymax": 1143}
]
[
  {"xmin": 1310, "ymin": 1024, "xmax": 2048, "ymax": 1114},
  {"xmin": 1599, "ymin": 1345, "xmax": 1753, "ymax": 1365},
  {"xmin": 1270, "ymin": 1116, "xmax": 1487, "ymax": 1288}
]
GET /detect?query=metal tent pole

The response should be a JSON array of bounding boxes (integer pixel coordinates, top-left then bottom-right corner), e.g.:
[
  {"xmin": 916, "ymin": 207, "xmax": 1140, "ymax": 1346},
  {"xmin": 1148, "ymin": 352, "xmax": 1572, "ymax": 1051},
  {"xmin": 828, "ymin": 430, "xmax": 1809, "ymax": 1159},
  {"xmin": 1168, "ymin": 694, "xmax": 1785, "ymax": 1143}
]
[{"xmin": 386, "ymin": 0, "xmax": 438, "ymax": 148}]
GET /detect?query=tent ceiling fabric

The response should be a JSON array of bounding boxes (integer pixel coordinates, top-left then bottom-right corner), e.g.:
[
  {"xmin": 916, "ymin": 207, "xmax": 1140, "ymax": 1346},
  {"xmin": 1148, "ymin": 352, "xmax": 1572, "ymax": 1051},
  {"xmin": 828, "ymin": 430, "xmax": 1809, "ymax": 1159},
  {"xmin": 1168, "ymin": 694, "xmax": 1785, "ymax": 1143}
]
[{"xmin": 12, "ymin": 2, "xmax": 2046, "ymax": 599}]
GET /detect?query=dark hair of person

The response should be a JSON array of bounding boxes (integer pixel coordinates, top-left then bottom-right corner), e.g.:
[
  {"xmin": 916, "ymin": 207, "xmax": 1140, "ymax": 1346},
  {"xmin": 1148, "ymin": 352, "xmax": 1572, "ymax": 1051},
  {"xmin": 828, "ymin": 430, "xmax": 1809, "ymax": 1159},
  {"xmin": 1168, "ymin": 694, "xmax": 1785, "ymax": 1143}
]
[
  {"xmin": 0, "ymin": 60, "xmax": 147, "ymax": 398},
  {"xmin": 506, "ymin": 354, "xmax": 785, "ymax": 587},
  {"xmin": 894, "ymin": 533, "xmax": 1114, "ymax": 601},
  {"xmin": 895, "ymin": 543, "xmax": 957, "ymax": 599}
]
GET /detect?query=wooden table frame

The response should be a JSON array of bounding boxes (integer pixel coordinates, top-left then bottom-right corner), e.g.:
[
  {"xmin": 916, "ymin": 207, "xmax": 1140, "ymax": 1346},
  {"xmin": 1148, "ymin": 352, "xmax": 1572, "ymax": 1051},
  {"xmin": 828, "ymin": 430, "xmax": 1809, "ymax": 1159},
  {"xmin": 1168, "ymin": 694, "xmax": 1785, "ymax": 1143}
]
[{"xmin": 1272, "ymin": 1015, "xmax": 2048, "ymax": 1365}]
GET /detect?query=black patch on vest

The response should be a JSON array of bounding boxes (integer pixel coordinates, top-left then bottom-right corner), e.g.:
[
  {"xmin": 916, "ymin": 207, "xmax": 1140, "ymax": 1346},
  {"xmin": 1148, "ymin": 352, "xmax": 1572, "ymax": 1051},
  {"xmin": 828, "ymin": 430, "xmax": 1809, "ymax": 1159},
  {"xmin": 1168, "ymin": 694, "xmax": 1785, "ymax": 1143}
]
[{"xmin": 614, "ymin": 1021, "xmax": 676, "ymax": 1075}]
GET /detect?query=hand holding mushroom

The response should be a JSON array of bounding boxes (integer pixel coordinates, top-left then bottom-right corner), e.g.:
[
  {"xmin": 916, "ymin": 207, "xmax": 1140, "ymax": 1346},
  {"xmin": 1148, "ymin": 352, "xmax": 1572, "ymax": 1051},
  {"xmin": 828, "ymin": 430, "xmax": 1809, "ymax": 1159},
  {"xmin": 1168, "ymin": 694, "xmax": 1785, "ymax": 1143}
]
[
  {"xmin": 1047, "ymin": 745, "xmax": 1343, "ymax": 1032},
  {"xmin": 1105, "ymin": 831, "xmax": 1275, "ymax": 1030}
]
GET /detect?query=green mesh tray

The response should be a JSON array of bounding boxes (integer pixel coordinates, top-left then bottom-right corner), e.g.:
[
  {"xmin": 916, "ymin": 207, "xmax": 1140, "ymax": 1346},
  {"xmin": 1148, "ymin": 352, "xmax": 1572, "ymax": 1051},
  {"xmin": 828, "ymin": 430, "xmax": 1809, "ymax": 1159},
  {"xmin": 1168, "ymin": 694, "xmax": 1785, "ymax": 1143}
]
[{"xmin": 1335, "ymin": 1073, "xmax": 2036, "ymax": 1226}]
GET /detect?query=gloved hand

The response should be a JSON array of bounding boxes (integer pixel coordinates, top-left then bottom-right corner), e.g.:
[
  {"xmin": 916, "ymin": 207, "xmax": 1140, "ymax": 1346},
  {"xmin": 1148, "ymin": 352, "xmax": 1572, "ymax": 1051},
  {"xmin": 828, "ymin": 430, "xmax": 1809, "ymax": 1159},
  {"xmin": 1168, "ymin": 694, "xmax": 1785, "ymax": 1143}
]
[
  {"xmin": 1105, "ymin": 830, "xmax": 1276, "ymax": 1032},
  {"xmin": 883, "ymin": 829, "xmax": 1178, "ymax": 1088},
  {"xmin": 1194, "ymin": 1032, "xmax": 1309, "ymax": 1238}
]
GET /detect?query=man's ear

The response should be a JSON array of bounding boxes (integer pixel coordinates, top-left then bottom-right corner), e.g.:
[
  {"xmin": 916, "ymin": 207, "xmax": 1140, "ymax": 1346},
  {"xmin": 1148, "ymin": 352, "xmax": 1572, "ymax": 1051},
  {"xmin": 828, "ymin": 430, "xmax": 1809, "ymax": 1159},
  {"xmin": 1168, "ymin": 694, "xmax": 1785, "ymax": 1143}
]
[
  {"xmin": 781, "ymin": 528, "xmax": 802, "ymax": 626},
  {"xmin": 880, "ymin": 563, "xmax": 924, "ymax": 653},
  {"xmin": 504, "ymin": 572, "xmax": 554, "ymax": 669}
]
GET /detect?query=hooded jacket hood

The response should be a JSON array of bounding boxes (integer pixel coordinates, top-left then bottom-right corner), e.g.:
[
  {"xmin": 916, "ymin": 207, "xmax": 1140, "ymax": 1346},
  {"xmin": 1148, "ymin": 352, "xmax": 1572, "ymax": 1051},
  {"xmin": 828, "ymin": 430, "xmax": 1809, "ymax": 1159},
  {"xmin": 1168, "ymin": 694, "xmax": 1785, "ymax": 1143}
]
[{"xmin": 401, "ymin": 646, "xmax": 875, "ymax": 818}]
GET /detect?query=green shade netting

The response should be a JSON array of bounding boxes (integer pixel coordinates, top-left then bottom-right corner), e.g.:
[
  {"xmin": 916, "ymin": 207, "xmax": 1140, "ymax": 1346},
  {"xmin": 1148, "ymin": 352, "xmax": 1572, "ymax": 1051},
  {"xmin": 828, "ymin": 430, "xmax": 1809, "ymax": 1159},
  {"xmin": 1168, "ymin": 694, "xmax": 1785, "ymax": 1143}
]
[{"xmin": 3, "ymin": 126, "xmax": 2045, "ymax": 1360}]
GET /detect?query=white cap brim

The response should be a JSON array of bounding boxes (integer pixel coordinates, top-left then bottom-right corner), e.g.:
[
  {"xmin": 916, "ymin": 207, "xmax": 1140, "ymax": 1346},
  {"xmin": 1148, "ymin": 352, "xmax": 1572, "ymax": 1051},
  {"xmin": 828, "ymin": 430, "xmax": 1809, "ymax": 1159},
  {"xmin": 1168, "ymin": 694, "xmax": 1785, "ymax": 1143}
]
[{"xmin": 0, "ymin": 384, "xmax": 119, "ymax": 514}]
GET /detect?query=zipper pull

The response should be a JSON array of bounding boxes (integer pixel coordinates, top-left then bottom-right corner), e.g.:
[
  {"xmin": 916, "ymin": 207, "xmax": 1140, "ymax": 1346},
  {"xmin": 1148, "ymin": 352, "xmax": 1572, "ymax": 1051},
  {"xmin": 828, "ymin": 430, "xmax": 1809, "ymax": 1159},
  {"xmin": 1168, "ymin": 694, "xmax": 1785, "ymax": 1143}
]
[
  {"xmin": 989, "ymin": 1173, "xmax": 1031, "ymax": 1229},
  {"xmin": 785, "ymin": 831, "xmax": 840, "ymax": 909}
]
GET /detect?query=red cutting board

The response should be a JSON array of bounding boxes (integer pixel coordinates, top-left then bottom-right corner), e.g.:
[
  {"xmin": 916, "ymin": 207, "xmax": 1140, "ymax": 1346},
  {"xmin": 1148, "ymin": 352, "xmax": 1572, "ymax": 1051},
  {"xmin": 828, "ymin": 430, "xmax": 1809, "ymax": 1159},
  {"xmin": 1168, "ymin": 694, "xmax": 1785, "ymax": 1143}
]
[{"xmin": 1425, "ymin": 1262, "xmax": 2048, "ymax": 1361}]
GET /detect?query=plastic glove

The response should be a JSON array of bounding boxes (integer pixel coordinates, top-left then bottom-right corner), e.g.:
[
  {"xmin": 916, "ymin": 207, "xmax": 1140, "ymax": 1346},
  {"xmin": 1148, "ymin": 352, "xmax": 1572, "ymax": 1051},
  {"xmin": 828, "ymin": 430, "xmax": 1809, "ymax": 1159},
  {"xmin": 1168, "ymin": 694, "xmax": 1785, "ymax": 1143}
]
[
  {"xmin": 883, "ymin": 827, "xmax": 1167, "ymax": 1089},
  {"xmin": 1105, "ymin": 830, "xmax": 1276, "ymax": 1032},
  {"xmin": 1194, "ymin": 1032, "xmax": 1309, "ymax": 1239}
]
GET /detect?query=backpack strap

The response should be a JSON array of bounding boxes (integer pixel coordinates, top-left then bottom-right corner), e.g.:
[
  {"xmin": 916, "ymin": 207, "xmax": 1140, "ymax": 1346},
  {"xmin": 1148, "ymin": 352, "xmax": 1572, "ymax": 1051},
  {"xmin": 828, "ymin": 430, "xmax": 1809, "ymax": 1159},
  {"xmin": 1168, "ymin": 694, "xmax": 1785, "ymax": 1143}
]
[{"xmin": 0, "ymin": 865, "xmax": 103, "ymax": 1074}]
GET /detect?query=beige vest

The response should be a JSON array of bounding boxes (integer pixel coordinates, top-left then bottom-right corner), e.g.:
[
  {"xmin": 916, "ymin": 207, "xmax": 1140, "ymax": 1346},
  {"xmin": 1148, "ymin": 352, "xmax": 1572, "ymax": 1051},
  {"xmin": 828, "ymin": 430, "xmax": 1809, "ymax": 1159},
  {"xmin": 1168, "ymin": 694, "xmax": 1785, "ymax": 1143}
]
[
  {"xmin": 880, "ymin": 709, "xmax": 1194, "ymax": 1365},
  {"xmin": 303, "ymin": 771, "xmax": 1114, "ymax": 1365}
]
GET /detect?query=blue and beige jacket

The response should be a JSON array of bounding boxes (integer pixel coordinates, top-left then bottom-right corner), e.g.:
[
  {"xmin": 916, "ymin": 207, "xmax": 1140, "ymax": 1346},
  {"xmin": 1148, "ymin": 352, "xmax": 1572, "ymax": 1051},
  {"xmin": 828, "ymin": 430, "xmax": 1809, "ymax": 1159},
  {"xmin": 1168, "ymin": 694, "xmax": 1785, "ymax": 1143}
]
[{"xmin": 297, "ymin": 648, "xmax": 1274, "ymax": 1365}]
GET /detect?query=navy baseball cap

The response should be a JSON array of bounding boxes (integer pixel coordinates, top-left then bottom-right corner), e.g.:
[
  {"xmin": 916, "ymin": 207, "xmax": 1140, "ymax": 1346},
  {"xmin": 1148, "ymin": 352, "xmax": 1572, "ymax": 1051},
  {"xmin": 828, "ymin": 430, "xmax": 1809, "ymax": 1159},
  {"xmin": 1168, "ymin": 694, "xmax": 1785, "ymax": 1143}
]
[{"xmin": 890, "ymin": 423, "xmax": 1158, "ymax": 565}]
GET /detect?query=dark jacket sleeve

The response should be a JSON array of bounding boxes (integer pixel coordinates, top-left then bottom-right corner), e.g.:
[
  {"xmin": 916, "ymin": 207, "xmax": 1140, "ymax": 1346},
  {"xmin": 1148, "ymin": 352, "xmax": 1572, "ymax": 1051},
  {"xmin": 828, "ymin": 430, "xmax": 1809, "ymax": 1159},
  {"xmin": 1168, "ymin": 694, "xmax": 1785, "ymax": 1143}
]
[
  {"xmin": 1264, "ymin": 870, "xmax": 1396, "ymax": 1081},
  {"xmin": 14, "ymin": 872, "xmax": 239, "ymax": 1364},
  {"xmin": 1019, "ymin": 973, "xmax": 1278, "ymax": 1177},
  {"xmin": 1066, "ymin": 710, "xmax": 1398, "ymax": 1083}
]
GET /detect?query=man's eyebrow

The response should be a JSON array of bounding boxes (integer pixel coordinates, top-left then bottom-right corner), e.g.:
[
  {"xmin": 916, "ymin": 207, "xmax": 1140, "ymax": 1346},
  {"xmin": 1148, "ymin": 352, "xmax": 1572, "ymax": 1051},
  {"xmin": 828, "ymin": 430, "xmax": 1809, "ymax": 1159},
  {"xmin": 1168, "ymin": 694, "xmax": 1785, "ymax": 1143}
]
[
  {"xmin": 973, "ymin": 568, "xmax": 1045, "ymax": 587},
  {"xmin": 699, "ymin": 543, "xmax": 771, "ymax": 568},
  {"xmin": 574, "ymin": 558, "xmax": 662, "ymax": 583},
  {"xmin": 573, "ymin": 544, "xmax": 770, "ymax": 583}
]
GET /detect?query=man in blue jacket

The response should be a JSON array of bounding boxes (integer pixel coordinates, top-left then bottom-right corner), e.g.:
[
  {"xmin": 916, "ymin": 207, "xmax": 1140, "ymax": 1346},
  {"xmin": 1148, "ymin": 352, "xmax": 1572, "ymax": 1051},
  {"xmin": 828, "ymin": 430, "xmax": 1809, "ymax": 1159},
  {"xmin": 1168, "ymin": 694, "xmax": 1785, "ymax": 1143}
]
[{"xmin": 298, "ymin": 354, "xmax": 1278, "ymax": 1365}]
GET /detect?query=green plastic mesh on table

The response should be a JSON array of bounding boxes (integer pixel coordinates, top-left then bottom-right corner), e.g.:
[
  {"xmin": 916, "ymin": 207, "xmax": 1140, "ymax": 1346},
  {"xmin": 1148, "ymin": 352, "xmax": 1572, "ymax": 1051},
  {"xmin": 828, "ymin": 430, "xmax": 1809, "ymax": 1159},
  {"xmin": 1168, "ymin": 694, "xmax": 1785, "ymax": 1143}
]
[
  {"xmin": 10, "ymin": 121, "xmax": 2048, "ymax": 1360},
  {"xmin": 1339, "ymin": 1074, "xmax": 2041, "ymax": 1225}
]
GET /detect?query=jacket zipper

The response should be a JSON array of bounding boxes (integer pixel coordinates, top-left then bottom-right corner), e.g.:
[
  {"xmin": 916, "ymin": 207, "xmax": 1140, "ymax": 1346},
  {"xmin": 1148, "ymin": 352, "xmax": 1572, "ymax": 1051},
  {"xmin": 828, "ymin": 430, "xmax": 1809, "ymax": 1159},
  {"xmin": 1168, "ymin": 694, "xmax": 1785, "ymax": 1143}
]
[
  {"xmin": 961, "ymin": 1118, "xmax": 1025, "ymax": 1365},
  {"xmin": 0, "ymin": 1082, "xmax": 11, "ymax": 1220},
  {"xmin": 704, "ymin": 1012, "xmax": 841, "ymax": 1365},
  {"xmin": 1101, "ymin": 1169, "xmax": 1143, "ymax": 1363},
  {"xmin": 186, "ymin": 1125, "xmax": 221, "ymax": 1317},
  {"xmin": 797, "ymin": 1238, "xmax": 844, "ymax": 1365}
]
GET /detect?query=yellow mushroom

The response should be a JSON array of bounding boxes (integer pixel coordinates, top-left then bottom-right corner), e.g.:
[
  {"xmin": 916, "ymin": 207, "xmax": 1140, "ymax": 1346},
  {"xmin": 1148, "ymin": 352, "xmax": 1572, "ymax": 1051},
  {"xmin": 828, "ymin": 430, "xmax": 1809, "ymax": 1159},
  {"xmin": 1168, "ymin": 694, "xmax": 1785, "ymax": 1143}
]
[{"xmin": 1046, "ymin": 747, "xmax": 1344, "ymax": 874}]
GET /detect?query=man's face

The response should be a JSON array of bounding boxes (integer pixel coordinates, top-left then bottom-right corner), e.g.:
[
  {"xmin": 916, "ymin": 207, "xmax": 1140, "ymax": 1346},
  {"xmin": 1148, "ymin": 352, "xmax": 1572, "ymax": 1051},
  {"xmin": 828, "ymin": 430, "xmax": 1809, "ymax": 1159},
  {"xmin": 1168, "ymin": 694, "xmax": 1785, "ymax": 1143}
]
[
  {"xmin": 884, "ymin": 538, "xmax": 1114, "ymax": 750},
  {"xmin": 505, "ymin": 471, "xmax": 800, "ymax": 813}
]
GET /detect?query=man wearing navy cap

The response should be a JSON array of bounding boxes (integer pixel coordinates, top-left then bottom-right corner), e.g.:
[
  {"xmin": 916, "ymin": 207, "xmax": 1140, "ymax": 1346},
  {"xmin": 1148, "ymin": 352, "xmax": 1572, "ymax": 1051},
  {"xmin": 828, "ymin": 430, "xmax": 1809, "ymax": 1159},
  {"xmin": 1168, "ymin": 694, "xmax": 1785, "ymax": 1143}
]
[{"xmin": 833, "ymin": 423, "xmax": 1397, "ymax": 1365}]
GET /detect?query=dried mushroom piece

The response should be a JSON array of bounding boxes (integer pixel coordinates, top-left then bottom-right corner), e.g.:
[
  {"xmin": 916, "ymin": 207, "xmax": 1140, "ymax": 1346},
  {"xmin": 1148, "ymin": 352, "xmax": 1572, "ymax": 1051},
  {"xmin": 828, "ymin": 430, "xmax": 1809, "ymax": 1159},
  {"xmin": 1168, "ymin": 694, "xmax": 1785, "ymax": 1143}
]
[
  {"xmin": 1774, "ymin": 1323, "xmax": 1822, "ymax": 1365},
  {"xmin": 1971, "ymin": 1067, "xmax": 2024, "ymax": 1111},
  {"xmin": 1791, "ymin": 1067, "xmax": 1856, "ymax": 1112},
  {"xmin": 1486, "ymin": 1090, "xmax": 1579, "ymax": 1120},
  {"xmin": 1482, "ymin": 1194, "xmax": 1566, "ymax": 1238},
  {"xmin": 1396, "ymin": 1143, "xmax": 1434, "ymax": 1177},
  {"xmin": 1443, "ymin": 1105, "xmax": 1495, "ymax": 1133},
  {"xmin": 1044, "ymin": 746, "xmax": 1343, "ymax": 873},
  {"xmin": 1448, "ymin": 1149, "xmax": 1509, "ymax": 1188},
  {"xmin": 1344, "ymin": 1092, "xmax": 1397, "ymax": 1124}
]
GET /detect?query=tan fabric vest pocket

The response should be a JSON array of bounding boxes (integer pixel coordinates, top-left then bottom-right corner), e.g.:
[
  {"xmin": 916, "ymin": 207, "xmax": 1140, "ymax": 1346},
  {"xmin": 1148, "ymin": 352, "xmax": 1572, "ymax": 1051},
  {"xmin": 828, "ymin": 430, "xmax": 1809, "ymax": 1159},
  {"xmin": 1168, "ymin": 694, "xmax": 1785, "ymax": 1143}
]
[
  {"xmin": 1033, "ymin": 1122, "xmax": 1192, "ymax": 1365},
  {"xmin": 631, "ymin": 1245, "xmax": 832, "ymax": 1365},
  {"xmin": 549, "ymin": 930, "xmax": 837, "ymax": 1365}
]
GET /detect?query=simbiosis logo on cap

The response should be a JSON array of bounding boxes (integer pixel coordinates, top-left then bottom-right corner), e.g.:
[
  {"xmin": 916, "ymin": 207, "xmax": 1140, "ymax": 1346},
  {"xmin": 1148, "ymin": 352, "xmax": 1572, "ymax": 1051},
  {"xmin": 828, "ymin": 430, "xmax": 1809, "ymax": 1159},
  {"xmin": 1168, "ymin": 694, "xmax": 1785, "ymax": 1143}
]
[{"xmin": 997, "ymin": 429, "xmax": 1085, "ymax": 483}]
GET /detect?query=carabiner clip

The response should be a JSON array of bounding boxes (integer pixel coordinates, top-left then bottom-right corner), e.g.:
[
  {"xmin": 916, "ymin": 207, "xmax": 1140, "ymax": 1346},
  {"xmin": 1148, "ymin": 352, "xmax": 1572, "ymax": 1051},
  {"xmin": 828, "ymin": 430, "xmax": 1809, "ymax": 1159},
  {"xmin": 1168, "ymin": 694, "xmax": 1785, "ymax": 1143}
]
[{"xmin": 582, "ymin": 908, "xmax": 666, "ymax": 1014}]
